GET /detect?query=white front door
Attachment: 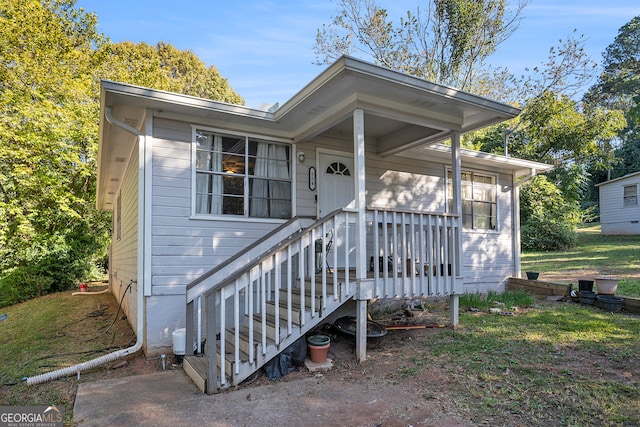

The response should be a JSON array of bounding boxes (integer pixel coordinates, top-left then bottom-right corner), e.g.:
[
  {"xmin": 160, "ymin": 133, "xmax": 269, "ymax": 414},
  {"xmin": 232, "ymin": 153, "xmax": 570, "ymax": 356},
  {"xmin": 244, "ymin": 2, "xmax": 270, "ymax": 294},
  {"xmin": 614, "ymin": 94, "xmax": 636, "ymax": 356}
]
[
  {"xmin": 318, "ymin": 153, "xmax": 355, "ymax": 217},
  {"xmin": 318, "ymin": 152, "xmax": 355, "ymax": 268}
]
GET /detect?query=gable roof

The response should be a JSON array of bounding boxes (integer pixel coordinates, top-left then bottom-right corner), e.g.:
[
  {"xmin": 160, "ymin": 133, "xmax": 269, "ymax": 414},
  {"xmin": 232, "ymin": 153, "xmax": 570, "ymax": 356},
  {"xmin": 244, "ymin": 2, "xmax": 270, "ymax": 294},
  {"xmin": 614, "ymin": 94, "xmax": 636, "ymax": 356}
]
[
  {"xmin": 98, "ymin": 56, "xmax": 547, "ymax": 210},
  {"xmin": 596, "ymin": 171, "xmax": 640, "ymax": 188}
]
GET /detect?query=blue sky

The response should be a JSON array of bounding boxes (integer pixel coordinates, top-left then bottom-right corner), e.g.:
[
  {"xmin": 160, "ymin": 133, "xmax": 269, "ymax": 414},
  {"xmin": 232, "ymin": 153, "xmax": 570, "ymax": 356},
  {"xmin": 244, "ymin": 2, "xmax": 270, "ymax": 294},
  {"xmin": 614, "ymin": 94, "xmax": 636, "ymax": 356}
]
[{"xmin": 77, "ymin": 0, "xmax": 638, "ymax": 109}]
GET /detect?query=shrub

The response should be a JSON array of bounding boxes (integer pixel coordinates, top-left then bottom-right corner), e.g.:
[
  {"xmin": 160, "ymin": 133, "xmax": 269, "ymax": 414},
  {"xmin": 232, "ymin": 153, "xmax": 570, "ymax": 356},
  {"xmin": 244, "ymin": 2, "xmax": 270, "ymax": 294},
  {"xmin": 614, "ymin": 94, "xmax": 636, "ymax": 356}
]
[{"xmin": 520, "ymin": 175, "xmax": 580, "ymax": 250}]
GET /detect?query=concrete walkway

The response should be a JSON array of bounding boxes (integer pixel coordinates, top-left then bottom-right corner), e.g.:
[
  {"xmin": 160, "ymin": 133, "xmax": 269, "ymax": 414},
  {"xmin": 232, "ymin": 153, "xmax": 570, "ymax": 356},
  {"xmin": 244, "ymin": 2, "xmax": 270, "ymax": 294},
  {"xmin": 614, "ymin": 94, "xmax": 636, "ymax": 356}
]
[{"xmin": 73, "ymin": 368, "xmax": 471, "ymax": 426}]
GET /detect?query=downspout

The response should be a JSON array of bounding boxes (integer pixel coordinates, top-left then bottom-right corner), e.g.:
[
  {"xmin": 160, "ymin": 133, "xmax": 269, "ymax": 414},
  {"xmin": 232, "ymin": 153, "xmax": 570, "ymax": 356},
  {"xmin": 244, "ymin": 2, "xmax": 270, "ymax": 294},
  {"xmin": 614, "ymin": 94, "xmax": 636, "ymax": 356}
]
[{"xmin": 26, "ymin": 108, "xmax": 146, "ymax": 385}]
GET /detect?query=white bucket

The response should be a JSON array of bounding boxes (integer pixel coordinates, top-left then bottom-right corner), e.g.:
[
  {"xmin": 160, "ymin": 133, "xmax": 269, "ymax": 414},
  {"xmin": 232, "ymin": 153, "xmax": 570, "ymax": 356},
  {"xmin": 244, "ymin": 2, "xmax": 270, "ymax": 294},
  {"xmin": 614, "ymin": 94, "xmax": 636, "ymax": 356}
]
[{"xmin": 172, "ymin": 328, "xmax": 186, "ymax": 356}]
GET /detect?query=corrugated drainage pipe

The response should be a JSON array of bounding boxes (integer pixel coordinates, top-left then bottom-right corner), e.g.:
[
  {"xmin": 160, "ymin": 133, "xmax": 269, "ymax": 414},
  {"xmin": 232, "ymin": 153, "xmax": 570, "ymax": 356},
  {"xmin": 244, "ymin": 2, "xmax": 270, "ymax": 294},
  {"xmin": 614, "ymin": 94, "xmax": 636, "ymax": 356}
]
[
  {"xmin": 26, "ymin": 349, "xmax": 137, "ymax": 385},
  {"xmin": 27, "ymin": 108, "xmax": 147, "ymax": 385}
]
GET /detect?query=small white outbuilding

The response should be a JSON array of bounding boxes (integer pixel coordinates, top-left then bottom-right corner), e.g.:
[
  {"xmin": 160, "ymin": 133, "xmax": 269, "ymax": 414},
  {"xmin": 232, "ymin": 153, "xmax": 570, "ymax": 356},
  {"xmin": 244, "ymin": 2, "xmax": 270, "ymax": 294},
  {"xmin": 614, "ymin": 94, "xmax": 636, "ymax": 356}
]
[{"xmin": 597, "ymin": 171, "xmax": 640, "ymax": 235}]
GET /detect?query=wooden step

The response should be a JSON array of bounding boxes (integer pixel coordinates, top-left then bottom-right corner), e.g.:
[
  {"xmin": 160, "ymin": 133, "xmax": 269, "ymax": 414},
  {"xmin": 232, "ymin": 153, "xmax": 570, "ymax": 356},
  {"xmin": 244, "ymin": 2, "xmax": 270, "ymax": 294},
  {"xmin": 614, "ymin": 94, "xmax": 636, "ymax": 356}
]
[
  {"xmin": 284, "ymin": 284, "xmax": 339, "ymax": 299},
  {"xmin": 223, "ymin": 328, "xmax": 257, "ymax": 360},
  {"xmin": 264, "ymin": 299, "xmax": 304, "ymax": 324},
  {"xmin": 184, "ymin": 352, "xmax": 235, "ymax": 394}
]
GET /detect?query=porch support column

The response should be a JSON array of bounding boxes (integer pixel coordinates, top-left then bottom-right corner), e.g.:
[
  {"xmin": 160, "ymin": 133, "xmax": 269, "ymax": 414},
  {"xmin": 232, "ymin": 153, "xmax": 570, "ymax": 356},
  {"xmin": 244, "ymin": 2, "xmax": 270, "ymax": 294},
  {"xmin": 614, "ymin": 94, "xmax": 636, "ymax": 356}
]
[
  {"xmin": 354, "ymin": 108, "xmax": 368, "ymax": 362},
  {"xmin": 512, "ymin": 175, "xmax": 522, "ymax": 278},
  {"xmin": 449, "ymin": 130, "xmax": 461, "ymax": 328}
]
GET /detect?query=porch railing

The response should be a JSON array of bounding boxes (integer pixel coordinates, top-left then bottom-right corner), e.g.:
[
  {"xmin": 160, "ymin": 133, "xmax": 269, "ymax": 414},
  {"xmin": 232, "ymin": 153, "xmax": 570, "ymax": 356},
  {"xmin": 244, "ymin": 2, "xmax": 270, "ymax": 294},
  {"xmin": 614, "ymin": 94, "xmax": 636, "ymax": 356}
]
[{"xmin": 364, "ymin": 208, "xmax": 463, "ymax": 299}]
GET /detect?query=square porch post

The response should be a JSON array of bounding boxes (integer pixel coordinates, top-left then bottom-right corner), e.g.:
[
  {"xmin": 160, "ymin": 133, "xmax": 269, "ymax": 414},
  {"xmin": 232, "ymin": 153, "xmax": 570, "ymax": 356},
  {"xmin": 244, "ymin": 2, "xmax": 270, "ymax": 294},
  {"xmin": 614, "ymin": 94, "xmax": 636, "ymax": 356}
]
[
  {"xmin": 449, "ymin": 130, "xmax": 462, "ymax": 328},
  {"xmin": 353, "ymin": 109, "xmax": 368, "ymax": 362}
]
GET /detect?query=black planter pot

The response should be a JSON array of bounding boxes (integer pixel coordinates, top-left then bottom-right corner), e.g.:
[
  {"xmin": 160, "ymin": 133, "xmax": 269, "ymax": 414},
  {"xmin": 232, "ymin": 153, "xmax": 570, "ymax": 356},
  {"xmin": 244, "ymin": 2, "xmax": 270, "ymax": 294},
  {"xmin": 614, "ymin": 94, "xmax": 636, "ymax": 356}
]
[
  {"xmin": 596, "ymin": 295, "xmax": 623, "ymax": 312},
  {"xmin": 526, "ymin": 271, "xmax": 540, "ymax": 280},
  {"xmin": 578, "ymin": 280, "xmax": 594, "ymax": 293},
  {"xmin": 579, "ymin": 291, "xmax": 597, "ymax": 306}
]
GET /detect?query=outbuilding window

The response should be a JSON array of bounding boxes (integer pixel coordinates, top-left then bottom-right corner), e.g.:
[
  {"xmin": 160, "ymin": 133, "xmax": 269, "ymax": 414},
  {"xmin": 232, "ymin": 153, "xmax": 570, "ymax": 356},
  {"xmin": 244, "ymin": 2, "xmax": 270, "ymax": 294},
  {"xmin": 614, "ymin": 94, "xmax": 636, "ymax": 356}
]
[
  {"xmin": 194, "ymin": 130, "xmax": 292, "ymax": 219},
  {"xmin": 623, "ymin": 185, "xmax": 637, "ymax": 208},
  {"xmin": 447, "ymin": 170, "xmax": 497, "ymax": 230}
]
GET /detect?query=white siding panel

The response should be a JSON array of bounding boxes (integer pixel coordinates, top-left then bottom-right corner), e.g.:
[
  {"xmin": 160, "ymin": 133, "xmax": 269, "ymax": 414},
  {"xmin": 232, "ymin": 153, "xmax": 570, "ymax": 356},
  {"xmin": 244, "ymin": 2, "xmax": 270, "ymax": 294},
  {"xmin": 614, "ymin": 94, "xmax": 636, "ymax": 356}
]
[
  {"xmin": 153, "ymin": 117, "xmax": 192, "ymax": 142},
  {"xmin": 461, "ymin": 172, "xmax": 514, "ymax": 293},
  {"xmin": 109, "ymin": 141, "xmax": 140, "ymax": 334},
  {"xmin": 150, "ymin": 118, "xmax": 280, "ymax": 295},
  {"xmin": 599, "ymin": 175, "xmax": 640, "ymax": 235}
]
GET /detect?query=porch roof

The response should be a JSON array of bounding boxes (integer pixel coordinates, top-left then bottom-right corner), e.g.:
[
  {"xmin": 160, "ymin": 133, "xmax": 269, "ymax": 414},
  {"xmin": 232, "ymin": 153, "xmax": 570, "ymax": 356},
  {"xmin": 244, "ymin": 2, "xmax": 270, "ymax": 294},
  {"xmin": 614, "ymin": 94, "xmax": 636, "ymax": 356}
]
[
  {"xmin": 404, "ymin": 143, "xmax": 554, "ymax": 178},
  {"xmin": 98, "ymin": 56, "xmax": 529, "ymax": 210}
]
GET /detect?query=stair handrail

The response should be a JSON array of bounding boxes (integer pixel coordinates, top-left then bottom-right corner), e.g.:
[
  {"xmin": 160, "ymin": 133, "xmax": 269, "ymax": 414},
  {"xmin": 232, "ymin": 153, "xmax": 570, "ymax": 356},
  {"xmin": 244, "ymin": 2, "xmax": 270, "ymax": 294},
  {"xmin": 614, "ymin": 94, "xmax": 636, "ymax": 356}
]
[
  {"xmin": 201, "ymin": 208, "xmax": 344, "ymax": 301},
  {"xmin": 186, "ymin": 215, "xmax": 314, "ymax": 303}
]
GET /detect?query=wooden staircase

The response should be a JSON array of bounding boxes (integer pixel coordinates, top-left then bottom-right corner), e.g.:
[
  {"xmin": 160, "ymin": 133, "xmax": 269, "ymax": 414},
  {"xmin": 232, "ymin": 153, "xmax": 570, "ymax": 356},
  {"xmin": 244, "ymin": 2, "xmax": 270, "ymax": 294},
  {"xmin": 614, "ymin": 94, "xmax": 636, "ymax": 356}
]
[{"xmin": 184, "ymin": 278, "xmax": 349, "ymax": 393}]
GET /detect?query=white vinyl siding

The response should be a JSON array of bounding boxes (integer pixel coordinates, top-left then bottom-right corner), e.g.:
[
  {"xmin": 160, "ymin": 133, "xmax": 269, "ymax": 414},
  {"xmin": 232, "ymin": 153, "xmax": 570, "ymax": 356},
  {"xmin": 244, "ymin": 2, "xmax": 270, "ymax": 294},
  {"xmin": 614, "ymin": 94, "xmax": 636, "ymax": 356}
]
[
  {"xmin": 109, "ymin": 140, "xmax": 140, "ymax": 333},
  {"xmin": 598, "ymin": 173, "xmax": 640, "ymax": 235},
  {"xmin": 151, "ymin": 118, "xmax": 280, "ymax": 294}
]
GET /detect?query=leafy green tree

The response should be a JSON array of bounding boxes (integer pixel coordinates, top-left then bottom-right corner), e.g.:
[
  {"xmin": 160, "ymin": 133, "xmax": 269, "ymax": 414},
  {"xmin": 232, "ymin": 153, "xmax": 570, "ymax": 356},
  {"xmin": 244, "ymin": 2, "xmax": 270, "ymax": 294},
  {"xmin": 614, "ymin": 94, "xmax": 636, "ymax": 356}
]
[
  {"xmin": 585, "ymin": 16, "xmax": 639, "ymax": 180},
  {"xmin": 96, "ymin": 41, "xmax": 244, "ymax": 104},
  {"xmin": 520, "ymin": 175, "xmax": 580, "ymax": 250},
  {"xmin": 0, "ymin": 0, "xmax": 109, "ymax": 305},
  {"xmin": 0, "ymin": 0, "xmax": 244, "ymax": 306}
]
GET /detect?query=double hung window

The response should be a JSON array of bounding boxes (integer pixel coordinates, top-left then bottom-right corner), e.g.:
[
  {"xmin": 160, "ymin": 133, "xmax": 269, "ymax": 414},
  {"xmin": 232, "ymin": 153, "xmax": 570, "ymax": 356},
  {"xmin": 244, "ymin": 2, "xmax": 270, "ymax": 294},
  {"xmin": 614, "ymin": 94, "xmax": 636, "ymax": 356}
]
[
  {"xmin": 623, "ymin": 185, "xmax": 638, "ymax": 208},
  {"xmin": 194, "ymin": 130, "xmax": 292, "ymax": 219},
  {"xmin": 447, "ymin": 170, "xmax": 497, "ymax": 230}
]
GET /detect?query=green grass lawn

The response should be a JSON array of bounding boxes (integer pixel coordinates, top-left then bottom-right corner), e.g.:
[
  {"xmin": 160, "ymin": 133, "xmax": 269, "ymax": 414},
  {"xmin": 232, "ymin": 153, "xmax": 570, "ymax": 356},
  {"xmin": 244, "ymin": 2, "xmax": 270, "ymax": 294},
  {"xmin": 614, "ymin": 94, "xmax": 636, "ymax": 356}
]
[{"xmin": 521, "ymin": 223, "xmax": 640, "ymax": 297}]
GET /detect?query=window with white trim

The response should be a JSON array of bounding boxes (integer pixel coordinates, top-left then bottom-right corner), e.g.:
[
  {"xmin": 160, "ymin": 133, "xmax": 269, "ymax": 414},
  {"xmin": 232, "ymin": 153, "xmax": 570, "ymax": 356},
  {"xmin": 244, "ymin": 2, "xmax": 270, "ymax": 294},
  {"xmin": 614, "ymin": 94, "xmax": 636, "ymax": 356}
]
[
  {"xmin": 447, "ymin": 170, "xmax": 497, "ymax": 230},
  {"xmin": 623, "ymin": 185, "xmax": 637, "ymax": 208},
  {"xmin": 194, "ymin": 130, "xmax": 292, "ymax": 218}
]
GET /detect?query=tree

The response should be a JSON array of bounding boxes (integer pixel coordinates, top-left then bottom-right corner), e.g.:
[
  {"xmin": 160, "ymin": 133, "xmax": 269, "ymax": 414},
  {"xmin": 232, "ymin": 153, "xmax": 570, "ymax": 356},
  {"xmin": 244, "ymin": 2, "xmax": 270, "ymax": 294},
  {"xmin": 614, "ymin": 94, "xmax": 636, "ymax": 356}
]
[
  {"xmin": 0, "ymin": 0, "xmax": 108, "ymax": 306},
  {"xmin": 314, "ymin": 0, "xmax": 528, "ymax": 91},
  {"xmin": 0, "ymin": 0, "xmax": 244, "ymax": 306},
  {"xmin": 520, "ymin": 175, "xmax": 580, "ymax": 251},
  {"xmin": 96, "ymin": 41, "xmax": 244, "ymax": 104},
  {"xmin": 585, "ymin": 16, "xmax": 639, "ymax": 180}
]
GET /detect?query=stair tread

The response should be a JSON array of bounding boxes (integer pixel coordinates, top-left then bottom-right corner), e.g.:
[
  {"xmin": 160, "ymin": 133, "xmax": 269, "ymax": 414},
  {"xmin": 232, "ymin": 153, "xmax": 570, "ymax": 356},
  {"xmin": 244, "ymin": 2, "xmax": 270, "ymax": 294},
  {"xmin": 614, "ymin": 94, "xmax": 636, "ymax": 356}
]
[{"xmin": 266, "ymin": 298, "xmax": 306, "ymax": 311}]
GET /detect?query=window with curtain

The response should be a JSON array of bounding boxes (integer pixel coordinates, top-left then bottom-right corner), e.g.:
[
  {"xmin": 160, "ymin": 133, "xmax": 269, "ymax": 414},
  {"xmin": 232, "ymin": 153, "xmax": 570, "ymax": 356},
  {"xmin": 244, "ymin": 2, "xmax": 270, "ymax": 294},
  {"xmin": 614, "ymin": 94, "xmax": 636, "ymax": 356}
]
[
  {"xmin": 447, "ymin": 170, "xmax": 497, "ymax": 230},
  {"xmin": 194, "ymin": 130, "xmax": 291, "ymax": 218}
]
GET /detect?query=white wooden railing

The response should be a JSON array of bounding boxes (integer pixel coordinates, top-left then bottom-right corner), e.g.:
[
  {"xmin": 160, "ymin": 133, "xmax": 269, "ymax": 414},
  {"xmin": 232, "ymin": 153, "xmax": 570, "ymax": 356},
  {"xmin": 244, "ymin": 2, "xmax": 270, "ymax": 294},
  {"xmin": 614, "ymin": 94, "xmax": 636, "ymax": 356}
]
[
  {"xmin": 184, "ymin": 208, "xmax": 462, "ymax": 393},
  {"xmin": 185, "ymin": 210, "xmax": 357, "ymax": 392},
  {"xmin": 364, "ymin": 208, "xmax": 463, "ymax": 299}
]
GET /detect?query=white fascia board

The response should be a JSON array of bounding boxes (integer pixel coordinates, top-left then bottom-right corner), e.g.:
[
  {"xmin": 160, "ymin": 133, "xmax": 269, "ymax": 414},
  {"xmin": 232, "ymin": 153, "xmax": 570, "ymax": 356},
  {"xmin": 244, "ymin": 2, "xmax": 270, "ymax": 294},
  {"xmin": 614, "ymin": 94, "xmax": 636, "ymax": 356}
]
[
  {"xmin": 419, "ymin": 143, "xmax": 554, "ymax": 173},
  {"xmin": 595, "ymin": 171, "xmax": 640, "ymax": 187},
  {"xmin": 100, "ymin": 80, "xmax": 276, "ymax": 121}
]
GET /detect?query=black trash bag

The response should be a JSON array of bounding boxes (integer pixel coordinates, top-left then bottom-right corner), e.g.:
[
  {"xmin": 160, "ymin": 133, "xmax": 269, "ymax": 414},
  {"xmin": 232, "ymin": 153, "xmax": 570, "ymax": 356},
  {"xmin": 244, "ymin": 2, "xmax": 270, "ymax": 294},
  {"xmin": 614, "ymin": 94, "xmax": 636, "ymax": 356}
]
[
  {"xmin": 287, "ymin": 335, "xmax": 308, "ymax": 367},
  {"xmin": 263, "ymin": 336, "xmax": 308, "ymax": 380},
  {"xmin": 264, "ymin": 352, "xmax": 291, "ymax": 380}
]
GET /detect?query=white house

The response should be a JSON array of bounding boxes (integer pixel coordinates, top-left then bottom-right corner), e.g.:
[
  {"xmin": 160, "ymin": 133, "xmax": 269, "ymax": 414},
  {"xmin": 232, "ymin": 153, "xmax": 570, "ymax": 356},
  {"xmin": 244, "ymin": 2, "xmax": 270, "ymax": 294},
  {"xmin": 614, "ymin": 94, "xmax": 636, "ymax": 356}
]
[
  {"xmin": 96, "ymin": 56, "xmax": 552, "ymax": 393},
  {"xmin": 597, "ymin": 171, "xmax": 640, "ymax": 235}
]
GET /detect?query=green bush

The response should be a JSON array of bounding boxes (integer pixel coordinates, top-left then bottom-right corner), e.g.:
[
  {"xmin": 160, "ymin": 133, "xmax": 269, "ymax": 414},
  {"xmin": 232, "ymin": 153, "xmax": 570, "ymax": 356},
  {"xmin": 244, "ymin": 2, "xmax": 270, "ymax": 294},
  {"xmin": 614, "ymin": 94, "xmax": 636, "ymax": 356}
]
[
  {"xmin": 520, "ymin": 175, "xmax": 580, "ymax": 250},
  {"xmin": 0, "ymin": 231, "xmax": 104, "ymax": 308}
]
